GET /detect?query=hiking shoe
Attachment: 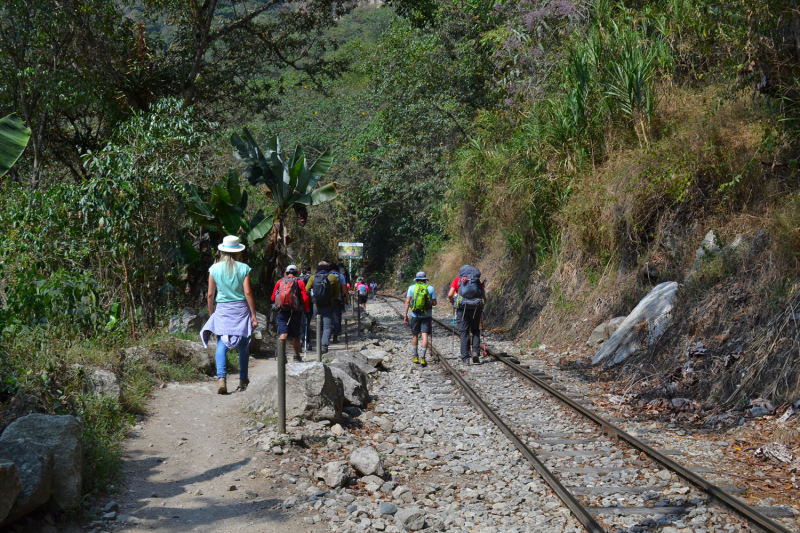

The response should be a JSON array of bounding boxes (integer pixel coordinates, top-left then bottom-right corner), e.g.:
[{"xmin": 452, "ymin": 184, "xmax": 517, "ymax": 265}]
[
  {"xmin": 412, "ymin": 356, "xmax": 420, "ymax": 364},
  {"xmin": 460, "ymin": 357, "xmax": 469, "ymax": 364},
  {"xmin": 472, "ymin": 355, "xmax": 480, "ymax": 364},
  {"xmin": 217, "ymin": 378, "xmax": 227, "ymax": 395},
  {"xmin": 420, "ymin": 358, "xmax": 427, "ymax": 367},
  {"xmin": 293, "ymin": 354, "xmax": 303, "ymax": 362},
  {"xmin": 236, "ymin": 379, "xmax": 249, "ymax": 392}
]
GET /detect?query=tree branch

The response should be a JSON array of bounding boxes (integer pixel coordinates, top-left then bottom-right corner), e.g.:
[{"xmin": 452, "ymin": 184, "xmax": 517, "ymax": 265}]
[{"xmin": 207, "ymin": 0, "xmax": 282, "ymax": 41}]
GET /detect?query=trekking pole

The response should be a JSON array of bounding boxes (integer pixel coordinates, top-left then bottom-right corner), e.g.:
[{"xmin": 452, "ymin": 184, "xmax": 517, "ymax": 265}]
[
  {"xmin": 345, "ymin": 319, "xmax": 349, "ymax": 350},
  {"xmin": 452, "ymin": 304, "xmax": 456, "ymax": 356},
  {"xmin": 481, "ymin": 316, "xmax": 488, "ymax": 358}
]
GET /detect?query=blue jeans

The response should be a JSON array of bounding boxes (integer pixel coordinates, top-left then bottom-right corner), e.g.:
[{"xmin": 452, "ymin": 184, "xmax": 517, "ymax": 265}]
[{"xmin": 215, "ymin": 336, "xmax": 250, "ymax": 380}]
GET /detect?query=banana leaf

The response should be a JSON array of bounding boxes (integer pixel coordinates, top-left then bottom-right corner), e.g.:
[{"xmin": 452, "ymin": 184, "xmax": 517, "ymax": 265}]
[
  {"xmin": 289, "ymin": 145, "xmax": 305, "ymax": 169},
  {"xmin": 185, "ymin": 186, "xmax": 215, "ymax": 220},
  {"xmin": 296, "ymin": 183, "xmax": 338, "ymax": 206},
  {"xmin": 226, "ymin": 169, "xmax": 242, "ymax": 205},
  {"xmin": 247, "ymin": 211, "xmax": 275, "ymax": 244},
  {"xmin": 210, "ymin": 184, "xmax": 233, "ymax": 207},
  {"xmin": 309, "ymin": 147, "xmax": 334, "ymax": 177},
  {"xmin": 0, "ymin": 114, "xmax": 31, "ymax": 177},
  {"xmin": 177, "ymin": 233, "xmax": 200, "ymax": 265},
  {"xmin": 310, "ymin": 183, "xmax": 338, "ymax": 205}
]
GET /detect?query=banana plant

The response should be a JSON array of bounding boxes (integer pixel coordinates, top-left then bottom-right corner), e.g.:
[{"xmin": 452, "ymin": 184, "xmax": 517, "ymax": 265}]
[
  {"xmin": 184, "ymin": 168, "xmax": 275, "ymax": 248},
  {"xmin": 0, "ymin": 114, "xmax": 31, "ymax": 177},
  {"xmin": 231, "ymin": 129, "xmax": 337, "ymax": 282}
]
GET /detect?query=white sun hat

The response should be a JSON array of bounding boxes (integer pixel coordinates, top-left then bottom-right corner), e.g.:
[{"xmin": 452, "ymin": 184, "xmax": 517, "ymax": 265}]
[{"xmin": 218, "ymin": 235, "xmax": 245, "ymax": 253}]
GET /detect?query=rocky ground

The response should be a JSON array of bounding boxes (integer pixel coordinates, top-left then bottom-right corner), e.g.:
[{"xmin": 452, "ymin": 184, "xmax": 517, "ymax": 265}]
[{"xmin": 76, "ymin": 296, "xmax": 800, "ymax": 533}]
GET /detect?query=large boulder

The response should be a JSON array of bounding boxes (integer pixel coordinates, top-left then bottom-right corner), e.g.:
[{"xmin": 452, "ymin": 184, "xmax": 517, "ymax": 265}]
[
  {"xmin": 315, "ymin": 461, "xmax": 350, "ymax": 488},
  {"xmin": 0, "ymin": 414, "xmax": 83, "ymax": 510},
  {"xmin": 0, "ymin": 441, "xmax": 53, "ymax": 524},
  {"xmin": 587, "ymin": 316, "xmax": 628, "ymax": 347},
  {"xmin": 150, "ymin": 339, "xmax": 215, "ymax": 376},
  {"xmin": 586, "ymin": 323, "xmax": 608, "ymax": 347},
  {"xmin": 168, "ymin": 308, "xmax": 208, "ymax": 334},
  {"xmin": 329, "ymin": 351, "xmax": 378, "ymax": 376},
  {"xmin": 350, "ymin": 446, "xmax": 384, "ymax": 477},
  {"xmin": 327, "ymin": 357, "xmax": 370, "ymax": 396},
  {"xmin": 241, "ymin": 362, "xmax": 343, "ymax": 422},
  {"xmin": 328, "ymin": 366, "xmax": 369, "ymax": 408},
  {"xmin": 249, "ymin": 312, "xmax": 268, "ymax": 354},
  {"xmin": 0, "ymin": 460, "xmax": 21, "ymax": 524},
  {"xmin": 592, "ymin": 282, "xmax": 679, "ymax": 367},
  {"xmin": 88, "ymin": 369, "xmax": 121, "ymax": 401}
]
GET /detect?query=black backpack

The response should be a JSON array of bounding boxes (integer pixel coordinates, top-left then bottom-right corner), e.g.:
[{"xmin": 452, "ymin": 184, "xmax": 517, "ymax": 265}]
[
  {"xmin": 312, "ymin": 272, "xmax": 333, "ymax": 306},
  {"xmin": 456, "ymin": 265, "xmax": 483, "ymax": 309}
]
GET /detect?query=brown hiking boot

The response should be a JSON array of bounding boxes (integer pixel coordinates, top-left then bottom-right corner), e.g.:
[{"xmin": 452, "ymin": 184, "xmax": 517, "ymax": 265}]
[
  {"xmin": 236, "ymin": 379, "xmax": 249, "ymax": 391},
  {"xmin": 217, "ymin": 378, "xmax": 227, "ymax": 394}
]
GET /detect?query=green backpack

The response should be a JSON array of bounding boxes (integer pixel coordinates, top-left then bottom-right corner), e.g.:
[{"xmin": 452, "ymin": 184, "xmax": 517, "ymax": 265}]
[{"xmin": 410, "ymin": 283, "xmax": 431, "ymax": 314}]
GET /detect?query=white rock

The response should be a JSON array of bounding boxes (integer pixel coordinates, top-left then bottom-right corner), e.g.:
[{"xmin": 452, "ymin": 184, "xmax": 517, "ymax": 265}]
[{"xmin": 592, "ymin": 282, "xmax": 679, "ymax": 367}]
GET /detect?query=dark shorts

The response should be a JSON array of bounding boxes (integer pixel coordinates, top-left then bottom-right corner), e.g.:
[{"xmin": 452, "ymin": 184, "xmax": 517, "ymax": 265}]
[
  {"xmin": 409, "ymin": 315, "xmax": 432, "ymax": 335},
  {"xmin": 277, "ymin": 309, "xmax": 303, "ymax": 338},
  {"xmin": 358, "ymin": 294, "xmax": 368, "ymax": 304}
]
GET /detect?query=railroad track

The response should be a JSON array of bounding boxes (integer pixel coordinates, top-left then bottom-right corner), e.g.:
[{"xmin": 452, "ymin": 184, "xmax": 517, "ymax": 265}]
[{"xmin": 381, "ymin": 295, "xmax": 794, "ymax": 533}]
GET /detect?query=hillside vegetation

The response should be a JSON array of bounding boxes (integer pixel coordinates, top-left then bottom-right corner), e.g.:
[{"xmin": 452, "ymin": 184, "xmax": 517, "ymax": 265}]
[{"xmin": 1, "ymin": 0, "xmax": 800, "ymax": 500}]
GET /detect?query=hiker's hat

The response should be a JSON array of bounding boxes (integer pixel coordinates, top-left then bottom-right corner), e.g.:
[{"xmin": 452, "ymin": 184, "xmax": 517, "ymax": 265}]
[
  {"xmin": 286, "ymin": 264, "xmax": 298, "ymax": 274},
  {"xmin": 317, "ymin": 261, "xmax": 330, "ymax": 269},
  {"xmin": 357, "ymin": 277, "xmax": 364, "ymax": 282},
  {"xmin": 415, "ymin": 271, "xmax": 427, "ymax": 281},
  {"xmin": 218, "ymin": 235, "xmax": 245, "ymax": 253}
]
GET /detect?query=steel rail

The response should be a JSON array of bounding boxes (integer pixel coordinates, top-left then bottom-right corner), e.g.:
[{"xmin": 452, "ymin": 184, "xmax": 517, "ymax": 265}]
[
  {"xmin": 384, "ymin": 295, "xmax": 791, "ymax": 533},
  {"xmin": 382, "ymin": 297, "xmax": 605, "ymax": 532}
]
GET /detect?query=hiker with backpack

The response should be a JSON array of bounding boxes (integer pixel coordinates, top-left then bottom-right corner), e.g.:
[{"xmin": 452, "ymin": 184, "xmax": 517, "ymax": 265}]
[
  {"xmin": 332, "ymin": 265, "xmax": 348, "ymax": 344},
  {"xmin": 404, "ymin": 271, "xmax": 437, "ymax": 366},
  {"xmin": 305, "ymin": 261, "xmax": 340, "ymax": 354},
  {"xmin": 355, "ymin": 277, "xmax": 369, "ymax": 310},
  {"xmin": 448, "ymin": 265, "xmax": 486, "ymax": 364},
  {"xmin": 369, "ymin": 280, "xmax": 378, "ymax": 299},
  {"xmin": 199, "ymin": 235, "xmax": 258, "ymax": 395},
  {"xmin": 271, "ymin": 265, "xmax": 311, "ymax": 362},
  {"xmin": 299, "ymin": 265, "xmax": 314, "ymax": 349}
]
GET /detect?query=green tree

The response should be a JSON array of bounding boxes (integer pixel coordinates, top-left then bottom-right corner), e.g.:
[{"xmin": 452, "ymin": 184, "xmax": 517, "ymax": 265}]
[
  {"xmin": 139, "ymin": 0, "xmax": 356, "ymax": 116},
  {"xmin": 0, "ymin": 0, "xmax": 135, "ymax": 187}
]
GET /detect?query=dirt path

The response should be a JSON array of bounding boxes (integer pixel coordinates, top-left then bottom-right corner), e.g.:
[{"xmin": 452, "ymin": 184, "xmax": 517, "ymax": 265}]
[
  {"xmin": 102, "ymin": 356, "xmax": 308, "ymax": 533},
  {"xmin": 103, "ymin": 310, "xmax": 366, "ymax": 533}
]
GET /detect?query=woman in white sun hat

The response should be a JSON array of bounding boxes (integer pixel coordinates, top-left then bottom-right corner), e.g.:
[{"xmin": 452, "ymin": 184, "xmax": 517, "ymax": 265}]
[{"xmin": 199, "ymin": 235, "xmax": 258, "ymax": 394}]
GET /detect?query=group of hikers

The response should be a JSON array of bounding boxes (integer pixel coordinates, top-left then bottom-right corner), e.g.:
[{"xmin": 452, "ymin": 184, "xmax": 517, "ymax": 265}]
[
  {"xmin": 199, "ymin": 235, "xmax": 379, "ymax": 394},
  {"xmin": 199, "ymin": 234, "xmax": 485, "ymax": 394},
  {"xmin": 403, "ymin": 265, "xmax": 486, "ymax": 367}
]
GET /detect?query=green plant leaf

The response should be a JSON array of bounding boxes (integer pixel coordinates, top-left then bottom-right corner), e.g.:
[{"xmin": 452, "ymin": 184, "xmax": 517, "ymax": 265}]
[
  {"xmin": 177, "ymin": 233, "xmax": 200, "ymax": 265},
  {"xmin": 247, "ymin": 213, "xmax": 275, "ymax": 244},
  {"xmin": 309, "ymin": 147, "xmax": 334, "ymax": 177},
  {"xmin": 289, "ymin": 145, "xmax": 305, "ymax": 169},
  {"xmin": 0, "ymin": 114, "xmax": 31, "ymax": 177},
  {"xmin": 210, "ymin": 184, "xmax": 233, "ymax": 207},
  {"xmin": 306, "ymin": 183, "xmax": 338, "ymax": 205},
  {"xmin": 226, "ymin": 169, "xmax": 242, "ymax": 205},
  {"xmin": 288, "ymin": 156, "xmax": 304, "ymax": 190}
]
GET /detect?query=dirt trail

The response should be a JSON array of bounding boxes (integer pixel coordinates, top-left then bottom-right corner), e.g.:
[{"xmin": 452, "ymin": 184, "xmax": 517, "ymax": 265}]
[{"xmin": 108, "ymin": 318, "xmax": 361, "ymax": 533}]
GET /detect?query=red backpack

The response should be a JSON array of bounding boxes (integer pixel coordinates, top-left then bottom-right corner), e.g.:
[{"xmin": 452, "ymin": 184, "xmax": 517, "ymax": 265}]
[{"xmin": 277, "ymin": 277, "xmax": 303, "ymax": 312}]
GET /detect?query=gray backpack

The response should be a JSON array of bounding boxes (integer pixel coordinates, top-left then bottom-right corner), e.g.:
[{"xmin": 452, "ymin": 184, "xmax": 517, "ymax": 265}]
[{"xmin": 456, "ymin": 265, "xmax": 483, "ymax": 309}]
